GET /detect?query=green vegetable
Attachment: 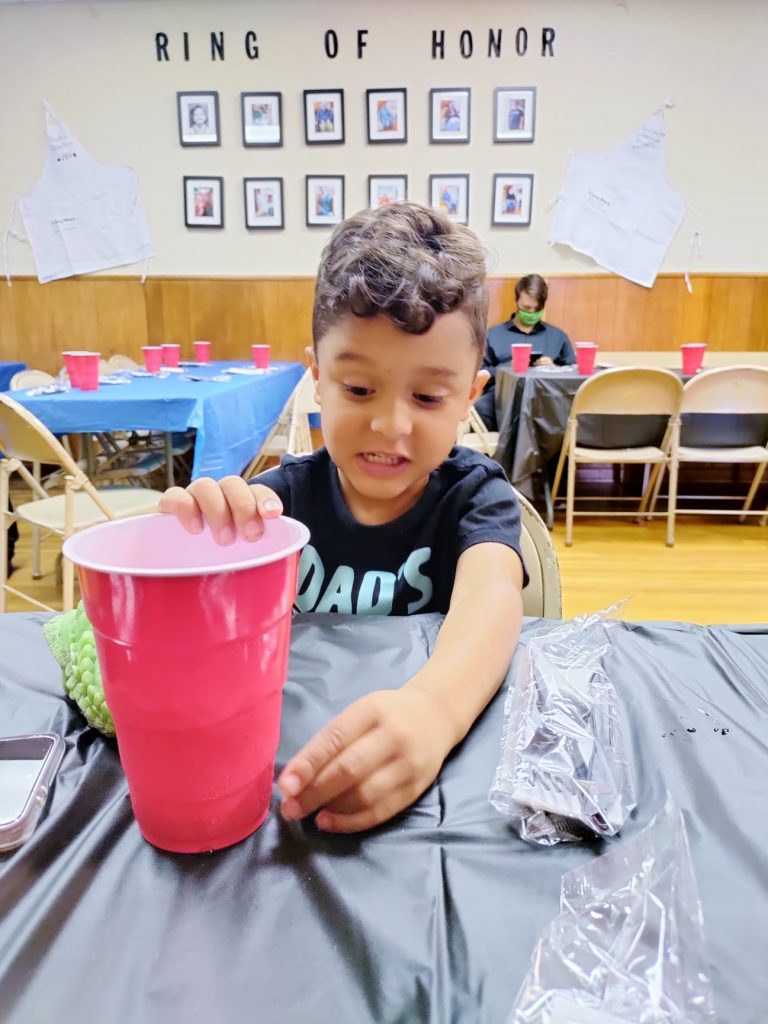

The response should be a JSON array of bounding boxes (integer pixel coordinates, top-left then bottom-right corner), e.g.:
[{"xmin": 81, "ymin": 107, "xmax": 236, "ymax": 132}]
[{"xmin": 43, "ymin": 603, "xmax": 115, "ymax": 737}]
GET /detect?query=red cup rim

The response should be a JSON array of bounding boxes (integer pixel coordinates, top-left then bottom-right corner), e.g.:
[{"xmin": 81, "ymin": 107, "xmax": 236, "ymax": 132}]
[
  {"xmin": 681, "ymin": 343, "xmax": 707, "ymax": 349},
  {"xmin": 62, "ymin": 513, "xmax": 310, "ymax": 578},
  {"xmin": 161, "ymin": 344, "xmax": 180, "ymax": 350},
  {"xmin": 252, "ymin": 345, "xmax": 270, "ymax": 350},
  {"xmin": 143, "ymin": 345, "xmax": 162, "ymax": 351},
  {"xmin": 575, "ymin": 343, "xmax": 598, "ymax": 348}
]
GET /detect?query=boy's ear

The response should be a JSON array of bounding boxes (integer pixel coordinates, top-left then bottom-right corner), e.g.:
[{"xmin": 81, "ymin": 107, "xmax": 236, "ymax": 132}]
[
  {"xmin": 306, "ymin": 345, "xmax": 320, "ymax": 379},
  {"xmin": 460, "ymin": 369, "xmax": 489, "ymax": 421},
  {"xmin": 305, "ymin": 345, "xmax": 321, "ymax": 401}
]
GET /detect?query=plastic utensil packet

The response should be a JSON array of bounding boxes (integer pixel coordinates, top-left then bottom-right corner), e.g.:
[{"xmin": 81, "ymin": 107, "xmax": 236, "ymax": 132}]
[
  {"xmin": 489, "ymin": 607, "xmax": 635, "ymax": 844},
  {"xmin": 507, "ymin": 798, "xmax": 717, "ymax": 1024}
]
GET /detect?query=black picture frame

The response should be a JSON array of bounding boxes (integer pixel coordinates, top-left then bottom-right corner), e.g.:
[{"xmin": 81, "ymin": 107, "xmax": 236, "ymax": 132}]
[
  {"xmin": 429, "ymin": 174, "xmax": 469, "ymax": 225},
  {"xmin": 177, "ymin": 91, "xmax": 220, "ymax": 147},
  {"xmin": 241, "ymin": 92, "xmax": 283, "ymax": 148},
  {"xmin": 183, "ymin": 176, "xmax": 224, "ymax": 229},
  {"xmin": 493, "ymin": 87, "xmax": 537, "ymax": 143},
  {"xmin": 243, "ymin": 177, "xmax": 285, "ymax": 229},
  {"xmin": 366, "ymin": 88, "xmax": 407, "ymax": 143},
  {"xmin": 429, "ymin": 88, "xmax": 471, "ymax": 144},
  {"xmin": 303, "ymin": 90, "xmax": 345, "ymax": 144},
  {"xmin": 491, "ymin": 173, "xmax": 534, "ymax": 227},
  {"xmin": 306, "ymin": 175, "xmax": 345, "ymax": 227},
  {"xmin": 368, "ymin": 175, "xmax": 408, "ymax": 208}
]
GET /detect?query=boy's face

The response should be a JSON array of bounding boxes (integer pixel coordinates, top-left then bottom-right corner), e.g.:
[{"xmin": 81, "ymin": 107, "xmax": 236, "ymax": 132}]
[{"xmin": 310, "ymin": 312, "xmax": 487, "ymax": 524}]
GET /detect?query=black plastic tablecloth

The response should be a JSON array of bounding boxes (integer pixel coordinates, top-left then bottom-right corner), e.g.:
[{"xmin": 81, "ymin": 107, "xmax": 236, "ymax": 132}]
[{"xmin": 1, "ymin": 612, "xmax": 767, "ymax": 1024}]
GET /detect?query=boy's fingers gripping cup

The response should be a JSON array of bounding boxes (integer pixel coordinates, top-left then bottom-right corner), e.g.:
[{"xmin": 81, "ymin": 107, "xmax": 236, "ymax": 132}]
[
  {"xmin": 162, "ymin": 343, "xmax": 181, "ymax": 368},
  {"xmin": 252, "ymin": 344, "xmax": 271, "ymax": 370},
  {"xmin": 193, "ymin": 340, "xmax": 212, "ymax": 364},
  {"xmin": 681, "ymin": 343, "xmax": 707, "ymax": 375},
  {"xmin": 511, "ymin": 343, "xmax": 532, "ymax": 373},
  {"xmin": 142, "ymin": 346, "xmax": 163, "ymax": 373},
  {"xmin": 576, "ymin": 342, "xmax": 599, "ymax": 376},
  {"xmin": 62, "ymin": 514, "xmax": 310, "ymax": 854}
]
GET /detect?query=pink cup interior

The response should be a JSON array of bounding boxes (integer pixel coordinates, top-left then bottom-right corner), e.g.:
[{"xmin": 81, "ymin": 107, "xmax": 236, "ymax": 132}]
[
  {"xmin": 162, "ymin": 344, "xmax": 181, "ymax": 368},
  {"xmin": 63, "ymin": 512, "xmax": 309, "ymax": 576},
  {"xmin": 511, "ymin": 344, "xmax": 532, "ymax": 373},
  {"xmin": 252, "ymin": 345, "xmax": 271, "ymax": 369},
  {"xmin": 143, "ymin": 346, "xmax": 163, "ymax": 372}
]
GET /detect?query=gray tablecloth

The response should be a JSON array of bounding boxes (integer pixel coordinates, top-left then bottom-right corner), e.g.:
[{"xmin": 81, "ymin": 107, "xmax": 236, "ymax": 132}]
[
  {"xmin": 1, "ymin": 611, "xmax": 767, "ymax": 1024},
  {"xmin": 495, "ymin": 366, "xmax": 768, "ymax": 502}
]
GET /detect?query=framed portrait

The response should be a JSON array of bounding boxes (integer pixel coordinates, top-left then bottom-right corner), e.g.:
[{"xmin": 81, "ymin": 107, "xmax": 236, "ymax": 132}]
[
  {"xmin": 492, "ymin": 174, "xmax": 534, "ymax": 227},
  {"xmin": 306, "ymin": 175, "xmax": 344, "ymax": 227},
  {"xmin": 429, "ymin": 88, "xmax": 470, "ymax": 143},
  {"xmin": 241, "ymin": 92, "xmax": 282, "ymax": 147},
  {"xmin": 368, "ymin": 175, "xmax": 408, "ymax": 209},
  {"xmin": 177, "ymin": 91, "xmax": 220, "ymax": 147},
  {"xmin": 184, "ymin": 176, "xmax": 224, "ymax": 228},
  {"xmin": 304, "ymin": 90, "xmax": 344, "ymax": 144},
  {"xmin": 494, "ymin": 87, "xmax": 537, "ymax": 143},
  {"xmin": 430, "ymin": 174, "xmax": 469, "ymax": 224},
  {"xmin": 366, "ymin": 89, "xmax": 407, "ymax": 143},
  {"xmin": 244, "ymin": 177, "xmax": 284, "ymax": 229}
]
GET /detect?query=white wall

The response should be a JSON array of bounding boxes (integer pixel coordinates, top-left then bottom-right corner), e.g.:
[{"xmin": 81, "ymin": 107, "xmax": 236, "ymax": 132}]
[{"xmin": 1, "ymin": 0, "xmax": 766, "ymax": 278}]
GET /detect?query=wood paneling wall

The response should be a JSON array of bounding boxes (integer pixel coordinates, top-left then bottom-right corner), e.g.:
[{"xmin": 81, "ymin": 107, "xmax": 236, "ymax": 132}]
[{"xmin": 2, "ymin": 274, "xmax": 767, "ymax": 376}]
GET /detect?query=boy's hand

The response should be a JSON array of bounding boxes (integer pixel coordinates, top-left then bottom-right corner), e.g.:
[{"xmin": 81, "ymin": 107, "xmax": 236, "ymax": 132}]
[
  {"xmin": 278, "ymin": 687, "xmax": 458, "ymax": 834},
  {"xmin": 158, "ymin": 476, "xmax": 283, "ymax": 544}
]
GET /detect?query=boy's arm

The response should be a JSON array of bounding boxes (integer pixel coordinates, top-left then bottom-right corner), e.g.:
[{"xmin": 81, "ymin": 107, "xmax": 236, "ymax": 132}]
[{"xmin": 278, "ymin": 542, "xmax": 523, "ymax": 833}]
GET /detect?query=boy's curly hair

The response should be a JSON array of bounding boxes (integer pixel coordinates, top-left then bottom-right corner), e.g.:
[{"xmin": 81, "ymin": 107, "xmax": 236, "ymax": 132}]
[{"xmin": 312, "ymin": 202, "xmax": 488, "ymax": 357}]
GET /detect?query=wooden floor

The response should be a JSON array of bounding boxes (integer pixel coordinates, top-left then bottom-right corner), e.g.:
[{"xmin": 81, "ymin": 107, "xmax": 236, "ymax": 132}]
[{"xmin": 4, "ymin": 503, "xmax": 766, "ymax": 623}]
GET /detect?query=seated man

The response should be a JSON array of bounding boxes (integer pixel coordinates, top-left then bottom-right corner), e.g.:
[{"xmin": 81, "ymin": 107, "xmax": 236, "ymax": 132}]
[{"xmin": 475, "ymin": 273, "xmax": 575, "ymax": 429}]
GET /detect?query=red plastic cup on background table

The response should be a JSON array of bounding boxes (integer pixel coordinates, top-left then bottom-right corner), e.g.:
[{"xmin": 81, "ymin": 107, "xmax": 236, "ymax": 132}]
[
  {"xmin": 576, "ymin": 343, "xmax": 599, "ymax": 376},
  {"xmin": 252, "ymin": 344, "xmax": 271, "ymax": 369},
  {"xmin": 77, "ymin": 353, "xmax": 100, "ymax": 391},
  {"xmin": 511, "ymin": 343, "xmax": 532, "ymax": 373},
  {"xmin": 681, "ymin": 343, "xmax": 707, "ymax": 375},
  {"xmin": 193, "ymin": 340, "xmax": 212, "ymax": 364},
  {"xmin": 162, "ymin": 343, "xmax": 181, "ymax": 368},
  {"xmin": 62, "ymin": 513, "xmax": 310, "ymax": 854},
  {"xmin": 142, "ymin": 346, "xmax": 163, "ymax": 373},
  {"xmin": 62, "ymin": 350, "xmax": 89, "ymax": 389}
]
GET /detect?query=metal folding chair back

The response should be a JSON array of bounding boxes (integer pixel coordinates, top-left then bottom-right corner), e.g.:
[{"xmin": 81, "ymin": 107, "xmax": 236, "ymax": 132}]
[{"xmin": 551, "ymin": 367, "xmax": 683, "ymax": 546}]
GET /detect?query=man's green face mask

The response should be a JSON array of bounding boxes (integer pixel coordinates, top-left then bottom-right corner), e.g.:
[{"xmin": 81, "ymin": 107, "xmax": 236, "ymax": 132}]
[{"xmin": 516, "ymin": 307, "xmax": 544, "ymax": 327}]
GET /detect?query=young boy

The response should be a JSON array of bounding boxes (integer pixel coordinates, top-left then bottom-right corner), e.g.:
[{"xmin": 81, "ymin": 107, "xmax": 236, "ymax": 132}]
[{"xmin": 159, "ymin": 202, "xmax": 527, "ymax": 834}]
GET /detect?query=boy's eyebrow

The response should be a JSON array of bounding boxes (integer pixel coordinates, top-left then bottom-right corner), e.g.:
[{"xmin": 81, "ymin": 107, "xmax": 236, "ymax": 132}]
[{"xmin": 333, "ymin": 351, "xmax": 459, "ymax": 380}]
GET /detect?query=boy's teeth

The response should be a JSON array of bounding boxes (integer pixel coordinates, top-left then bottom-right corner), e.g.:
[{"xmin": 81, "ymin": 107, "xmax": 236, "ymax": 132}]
[{"xmin": 364, "ymin": 453, "xmax": 401, "ymax": 465}]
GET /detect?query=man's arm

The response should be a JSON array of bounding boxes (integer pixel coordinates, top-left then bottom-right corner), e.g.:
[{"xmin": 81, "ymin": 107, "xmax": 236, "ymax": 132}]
[{"xmin": 277, "ymin": 542, "xmax": 524, "ymax": 833}]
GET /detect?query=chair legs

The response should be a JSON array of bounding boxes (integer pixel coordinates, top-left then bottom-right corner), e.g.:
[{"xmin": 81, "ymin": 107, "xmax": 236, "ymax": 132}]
[
  {"xmin": 565, "ymin": 445, "xmax": 576, "ymax": 546},
  {"xmin": 740, "ymin": 462, "xmax": 767, "ymax": 522}
]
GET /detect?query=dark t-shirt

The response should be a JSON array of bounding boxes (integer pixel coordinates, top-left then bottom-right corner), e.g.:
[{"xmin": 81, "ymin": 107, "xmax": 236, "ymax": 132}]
[
  {"xmin": 256, "ymin": 447, "xmax": 526, "ymax": 616},
  {"xmin": 483, "ymin": 316, "xmax": 576, "ymax": 376}
]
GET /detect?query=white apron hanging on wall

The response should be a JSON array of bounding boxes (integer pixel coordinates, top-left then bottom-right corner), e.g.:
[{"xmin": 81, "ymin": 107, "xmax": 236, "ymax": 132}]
[
  {"xmin": 548, "ymin": 106, "xmax": 687, "ymax": 288},
  {"xmin": 4, "ymin": 103, "xmax": 155, "ymax": 284}
]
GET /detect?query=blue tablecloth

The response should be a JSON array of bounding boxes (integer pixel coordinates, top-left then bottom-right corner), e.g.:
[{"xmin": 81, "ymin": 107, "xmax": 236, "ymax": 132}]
[
  {"xmin": 0, "ymin": 362, "xmax": 27, "ymax": 392},
  {"xmin": 10, "ymin": 361, "xmax": 303, "ymax": 480}
]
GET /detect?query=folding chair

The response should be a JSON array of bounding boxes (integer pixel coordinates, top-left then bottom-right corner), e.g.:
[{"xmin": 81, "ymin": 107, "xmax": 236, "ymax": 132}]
[
  {"xmin": 107, "ymin": 354, "xmax": 139, "ymax": 372},
  {"xmin": 456, "ymin": 406, "xmax": 499, "ymax": 457},
  {"xmin": 0, "ymin": 394, "xmax": 164, "ymax": 612},
  {"xmin": 516, "ymin": 489, "xmax": 562, "ymax": 618},
  {"xmin": 550, "ymin": 367, "xmax": 683, "ymax": 546},
  {"xmin": 646, "ymin": 366, "xmax": 768, "ymax": 534},
  {"xmin": 242, "ymin": 369, "xmax": 319, "ymax": 478}
]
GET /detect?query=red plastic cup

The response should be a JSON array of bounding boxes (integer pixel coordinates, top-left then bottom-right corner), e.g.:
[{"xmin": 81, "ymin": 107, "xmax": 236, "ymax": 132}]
[
  {"xmin": 681, "ymin": 343, "xmax": 707, "ymax": 375},
  {"xmin": 576, "ymin": 343, "xmax": 599, "ymax": 376},
  {"xmin": 193, "ymin": 340, "xmax": 212, "ymax": 364},
  {"xmin": 63, "ymin": 351, "xmax": 86, "ymax": 388},
  {"xmin": 162, "ymin": 343, "xmax": 181, "ymax": 368},
  {"xmin": 62, "ymin": 513, "xmax": 310, "ymax": 854},
  {"xmin": 252, "ymin": 344, "xmax": 271, "ymax": 369},
  {"xmin": 511, "ymin": 343, "xmax": 532, "ymax": 373},
  {"xmin": 77, "ymin": 353, "xmax": 100, "ymax": 391},
  {"xmin": 142, "ymin": 346, "xmax": 163, "ymax": 373}
]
